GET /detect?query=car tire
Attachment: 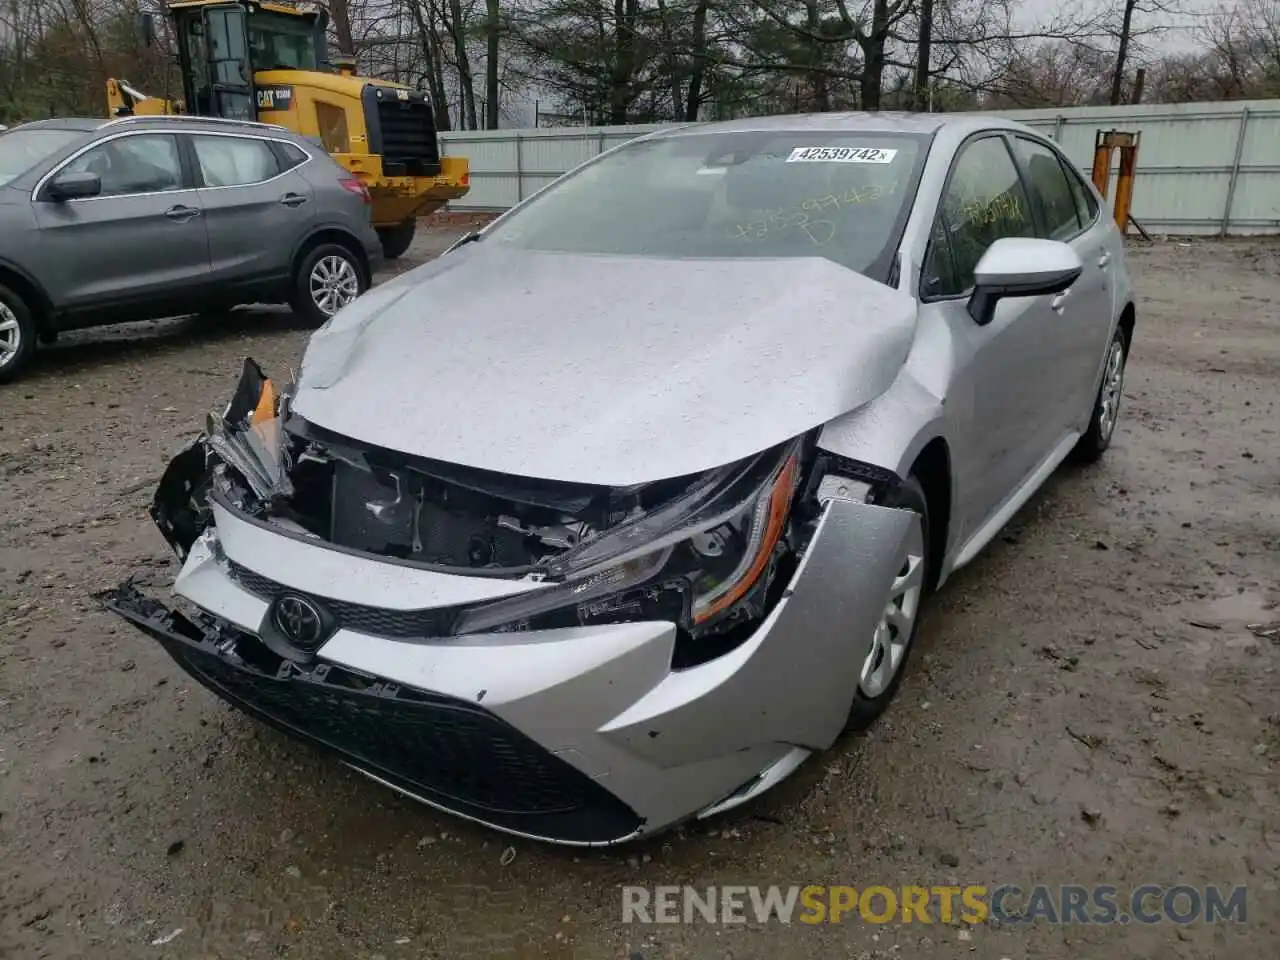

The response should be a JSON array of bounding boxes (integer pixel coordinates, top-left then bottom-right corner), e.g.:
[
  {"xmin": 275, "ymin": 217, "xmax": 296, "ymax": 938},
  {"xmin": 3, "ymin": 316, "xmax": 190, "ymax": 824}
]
[
  {"xmin": 0, "ymin": 282, "xmax": 37, "ymax": 385},
  {"xmin": 1074, "ymin": 326, "xmax": 1129, "ymax": 463},
  {"xmin": 291, "ymin": 242, "xmax": 367, "ymax": 327},
  {"xmin": 844, "ymin": 475, "xmax": 931, "ymax": 732},
  {"xmin": 377, "ymin": 220, "xmax": 416, "ymax": 261}
]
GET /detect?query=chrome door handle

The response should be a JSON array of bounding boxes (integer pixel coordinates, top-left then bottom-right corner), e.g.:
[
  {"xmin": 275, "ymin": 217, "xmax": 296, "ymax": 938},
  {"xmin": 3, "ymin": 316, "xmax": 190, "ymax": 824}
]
[
  {"xmin": 1098, "ymin": 251, "xmax": 1111, "ymax": 268},
  {"xmin": 164, "ymin": 205, "xmax": 200, "ymax": 222},
  {"xmin": 280, "ymin": 193, "xmax": 308, "ymax": 207},
  {"xmin": 1051, "ymin": 289, "xmax": 1071, "ymax": 313}
]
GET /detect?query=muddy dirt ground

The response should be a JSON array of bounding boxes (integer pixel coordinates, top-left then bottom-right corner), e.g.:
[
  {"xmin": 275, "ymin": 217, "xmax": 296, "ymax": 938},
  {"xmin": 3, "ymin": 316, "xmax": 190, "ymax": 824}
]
[{"xmin": 1, "ymin": 235, "xmax": 1277, "ymax": 960}]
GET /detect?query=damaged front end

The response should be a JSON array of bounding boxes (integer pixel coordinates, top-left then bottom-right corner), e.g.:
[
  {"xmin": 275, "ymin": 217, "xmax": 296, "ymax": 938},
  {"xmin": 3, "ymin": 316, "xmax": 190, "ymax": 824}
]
[
  {"xmin": 107, "ymin": 358, "xmax": 915, "ymax": 842},
  {"xmin": 136, "ymin": 359, "xmax": 901, "ymax": 659}
]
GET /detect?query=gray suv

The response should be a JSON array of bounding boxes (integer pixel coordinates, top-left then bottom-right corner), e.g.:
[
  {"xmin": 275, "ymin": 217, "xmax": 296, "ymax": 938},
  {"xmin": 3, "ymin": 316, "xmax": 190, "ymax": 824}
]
[{"xmin": 0, "ymin": 116, "xmax": 383, "ymax": 383}]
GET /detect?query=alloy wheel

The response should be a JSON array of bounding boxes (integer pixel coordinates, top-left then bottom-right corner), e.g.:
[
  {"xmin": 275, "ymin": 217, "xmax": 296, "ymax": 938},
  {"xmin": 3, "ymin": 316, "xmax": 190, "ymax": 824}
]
[
  {"xmin": 0, "ymin": 299, "xmax": 21, "ymax": 369},
  {"xmin": 858, "ymin": 518, "xmax": 926, "ymax": 700},
  {"xmin": 309, "ymin": 255, "xmax": 360, "ymax": 318},
  {"xmin": 1097, "ymin": 338, "xmax": 1126, "ymax": 442}
]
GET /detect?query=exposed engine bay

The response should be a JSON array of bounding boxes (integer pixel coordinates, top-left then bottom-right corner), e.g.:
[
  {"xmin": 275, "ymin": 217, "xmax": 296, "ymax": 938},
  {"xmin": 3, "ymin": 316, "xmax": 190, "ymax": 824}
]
[{"xmin": 154, "ymin": 359, "xmax": 900, "ymax": 655}]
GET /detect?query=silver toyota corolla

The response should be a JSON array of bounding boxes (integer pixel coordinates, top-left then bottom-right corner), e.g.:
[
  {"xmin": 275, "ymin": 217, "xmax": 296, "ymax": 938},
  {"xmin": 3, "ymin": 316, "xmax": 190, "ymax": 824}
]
[{"xmin": 109, "ymin": 112, "xmax": 1134, "ymax": 845}]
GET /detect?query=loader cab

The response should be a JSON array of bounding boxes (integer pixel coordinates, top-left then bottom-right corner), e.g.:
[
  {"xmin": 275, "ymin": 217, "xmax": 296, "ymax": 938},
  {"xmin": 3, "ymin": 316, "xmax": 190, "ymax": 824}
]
[{"xmin": 172, "ymin": 2, "xmax": 328, "ymax": 121}]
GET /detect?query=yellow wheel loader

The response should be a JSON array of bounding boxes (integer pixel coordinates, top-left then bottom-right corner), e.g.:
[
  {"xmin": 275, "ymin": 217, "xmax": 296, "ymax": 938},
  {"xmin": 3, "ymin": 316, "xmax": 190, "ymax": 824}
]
[{"xmin": 106, "ymin": 0, "xmax": 469, "ymax": 259}]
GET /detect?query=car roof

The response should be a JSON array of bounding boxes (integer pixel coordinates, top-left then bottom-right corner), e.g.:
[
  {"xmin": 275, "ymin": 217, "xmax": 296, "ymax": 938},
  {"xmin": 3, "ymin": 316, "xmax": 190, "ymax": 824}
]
[
  {"xmin": 648, "ymin": 111, "xmax": 1035, "ymax": 140},
  {"xmin": 11, "ymin": 115, "xmax": 295, "ymax": 137},
  {"xmin": 9, "ymin": 118, "xmax": 102, "ymax": 132}
]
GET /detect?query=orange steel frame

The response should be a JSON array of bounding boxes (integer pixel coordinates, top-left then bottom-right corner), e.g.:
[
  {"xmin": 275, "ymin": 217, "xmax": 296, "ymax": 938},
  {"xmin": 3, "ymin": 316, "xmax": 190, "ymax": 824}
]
[{"xmin": 1091, "ymin": 130, "xmax": 1140, "ymax": 236}]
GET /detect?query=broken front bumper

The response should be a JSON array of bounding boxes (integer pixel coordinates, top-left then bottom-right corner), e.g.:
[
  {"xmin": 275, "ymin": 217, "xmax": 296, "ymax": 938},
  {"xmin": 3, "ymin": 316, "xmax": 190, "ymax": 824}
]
[
  {"xmin": 108, "ymin": 488, "xmax": 914, "ymax": 845},
  {"xmin": 107, "ymin": 585, "xmax": 644, "ymax": 844}
]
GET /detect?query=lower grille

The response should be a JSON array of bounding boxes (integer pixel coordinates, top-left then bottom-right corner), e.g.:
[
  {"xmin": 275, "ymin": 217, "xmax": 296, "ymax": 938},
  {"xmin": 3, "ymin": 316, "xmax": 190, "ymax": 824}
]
[
  {"xmin": 114, "ymin": 594, "xmax": 642, "ymax": 844},
  {"xmin": 228, "ymin": 561, "xmax": 452, "ymax": 639}
]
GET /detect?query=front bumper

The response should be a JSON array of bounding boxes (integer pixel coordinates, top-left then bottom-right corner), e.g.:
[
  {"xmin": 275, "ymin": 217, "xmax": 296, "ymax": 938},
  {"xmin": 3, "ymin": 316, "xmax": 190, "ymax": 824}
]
[{"xmin": 109, "ymin": 494, "xmax": 913, "ymax": 844}]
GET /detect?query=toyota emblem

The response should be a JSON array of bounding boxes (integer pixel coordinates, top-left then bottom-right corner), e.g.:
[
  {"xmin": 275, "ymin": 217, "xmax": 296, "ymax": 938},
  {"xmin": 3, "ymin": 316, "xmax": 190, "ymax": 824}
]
[{"xmin": 273, "ymin": 595, "xmax": 325, "ymax": 649}]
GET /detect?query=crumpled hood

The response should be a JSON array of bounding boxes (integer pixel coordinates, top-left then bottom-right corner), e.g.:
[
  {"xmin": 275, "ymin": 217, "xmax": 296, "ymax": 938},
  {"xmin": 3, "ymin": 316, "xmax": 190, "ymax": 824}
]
[{"xmin": 292, "ymin": 244, "xmax": 917, "ymax": 486}]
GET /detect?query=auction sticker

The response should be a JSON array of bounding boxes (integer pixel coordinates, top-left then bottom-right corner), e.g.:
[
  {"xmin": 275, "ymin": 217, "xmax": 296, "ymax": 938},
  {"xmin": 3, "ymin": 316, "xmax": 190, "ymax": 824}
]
[{"xmin": 786, "ymin": 146, "xmax": 897, "ymax": 164}]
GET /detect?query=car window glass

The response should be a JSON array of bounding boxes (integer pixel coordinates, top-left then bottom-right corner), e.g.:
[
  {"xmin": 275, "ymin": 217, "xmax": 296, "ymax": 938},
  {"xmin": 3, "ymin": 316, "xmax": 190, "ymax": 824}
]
[
  {"xmin": 0, "ymin": 128, "xmax": 86, "ymax": 187},
  {"xmin": 922, "ymin": 215, "xmax": 960, "ymax": 298},
  {"xmin": 482, "ymin": 131, "xmax": 929, "ymax": 281},
  {"xmin": 193, "ymin": 135, "xmax": 280, "ymax": 187},
  {"xmin": 1062, "ymin": 158, "xmax": 1100, "ymax": 225},
  {"xmin": 1013, "ymin": 137, "xmax": 1081, "ymax": 241},
  {"xmin": 932, "ymin": 136, "xmax": 1036, "ymax": 296},
  {"xmin": 274, "ymin": 141, "xmax": 308, "ymax": 171},
  {"xmin": 62, "ymin": 134, "xmax": 182, "ymax": 197}
]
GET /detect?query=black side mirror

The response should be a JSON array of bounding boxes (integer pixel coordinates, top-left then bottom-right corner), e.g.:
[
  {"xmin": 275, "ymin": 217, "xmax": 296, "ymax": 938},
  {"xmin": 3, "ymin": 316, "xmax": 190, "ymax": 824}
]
[
  {"xmin": 138, "ymin": 12, "xmax": 157, "ymax": 47},
  {"xmin": 46, "ymin": 171, "xmax": 102, "ymax": 202}
]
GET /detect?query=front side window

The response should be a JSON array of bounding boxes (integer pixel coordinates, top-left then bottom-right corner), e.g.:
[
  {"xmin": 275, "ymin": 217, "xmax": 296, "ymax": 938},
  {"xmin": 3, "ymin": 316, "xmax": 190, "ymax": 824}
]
[
  {"xmin": 1062, "ymin": 158, "xmax": 1100, "ymax": 227},
  {"xmin": 62, "ymin": 134, "xmax": 183, "ymax": 197},
  {"xmin": 483, "ymin": 131, "xmax": 930, "ymax": 280},
  {"xmin": 0, "ymin": 129, "xmax": 86, "ymax": 187},
  {"xmin": 927, "ymin": 136, "xmax": 1036, "ymax": 297},
  {"xmin": 193, "ymin": 135, "xmax": 279, "ymax": 187},
  {"xmin": 1013, "ymin": 137, "xmax": 1081, "ymax": 241}
]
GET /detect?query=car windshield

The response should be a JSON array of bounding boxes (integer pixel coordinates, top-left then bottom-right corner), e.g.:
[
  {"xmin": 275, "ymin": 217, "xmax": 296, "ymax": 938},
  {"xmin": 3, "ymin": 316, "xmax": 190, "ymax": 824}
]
[
  {"xmin": 484, "ymin": 130, "xmax": 929, "ymax": 278},
  {"xmin": 0, "ymin": 128, "xmax": 85, "ymax": 187}
]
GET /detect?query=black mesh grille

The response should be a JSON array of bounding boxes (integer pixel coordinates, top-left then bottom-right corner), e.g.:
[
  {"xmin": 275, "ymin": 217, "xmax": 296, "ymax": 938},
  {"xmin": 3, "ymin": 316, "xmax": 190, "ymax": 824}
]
[
  {"xmin": 228, "ymin": 561, "xmax": 452, "ymax": 639},
  {"xmin": 376, "ymin": 99, "xmax": 440, "ymax": 176},
  {"xmin": 116, "ymin": 602, "xmax": 643, "ymax": 843}
]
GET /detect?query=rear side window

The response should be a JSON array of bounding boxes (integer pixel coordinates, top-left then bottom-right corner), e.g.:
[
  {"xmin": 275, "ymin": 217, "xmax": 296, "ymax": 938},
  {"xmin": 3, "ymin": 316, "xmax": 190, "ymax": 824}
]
[
  {"xmin": 192, "ymin": 135, "xmax": 280, "ymax": 187},
  {"xmin": 1012, "ymin": 137, "xmax": 1081, "ymax": 241},
  {"xmin": 925, "ymin": 135, "xmax": 1036, "ymax": 298},
  {"xmin": 273, "ymin": 141, "xmax": 309, "ymax": 171}
]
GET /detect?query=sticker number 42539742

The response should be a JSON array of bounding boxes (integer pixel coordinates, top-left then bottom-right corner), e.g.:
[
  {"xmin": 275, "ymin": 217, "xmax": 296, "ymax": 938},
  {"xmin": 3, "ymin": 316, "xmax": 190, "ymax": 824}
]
[{"xmin": 786, "ymin": 146, "xmax": 897, "ymax": 164}]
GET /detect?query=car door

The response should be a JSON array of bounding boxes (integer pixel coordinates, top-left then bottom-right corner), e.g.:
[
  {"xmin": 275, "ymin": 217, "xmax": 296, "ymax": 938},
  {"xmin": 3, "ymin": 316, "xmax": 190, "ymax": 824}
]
[
  {"xmin": 1009, "ymin": 135, "xmax": 1114, "ymax": 432},
  {"xmin": 31, "ymin": 132, "xmax": 211, "ymax": 316},
  {"xmin": 189, "ymin": 133, "xmax": 316, "ymax": 290},
  {"xmin": 919, "ymin": 134, "xmax": 1066, "ymax": 537}
]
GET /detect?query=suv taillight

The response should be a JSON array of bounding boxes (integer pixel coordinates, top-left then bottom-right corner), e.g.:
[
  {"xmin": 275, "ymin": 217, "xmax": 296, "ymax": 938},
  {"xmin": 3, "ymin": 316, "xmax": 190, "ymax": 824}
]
[{"xmin": 339, "ymin": 177, "xmax": 371, "ymax": 204}]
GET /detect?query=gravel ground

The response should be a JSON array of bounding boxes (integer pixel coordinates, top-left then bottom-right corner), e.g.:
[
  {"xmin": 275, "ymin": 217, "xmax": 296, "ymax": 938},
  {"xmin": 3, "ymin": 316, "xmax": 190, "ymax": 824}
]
[{"xmin": 1, "ymin": 234, "xmax": 1277, "ymax": 960}]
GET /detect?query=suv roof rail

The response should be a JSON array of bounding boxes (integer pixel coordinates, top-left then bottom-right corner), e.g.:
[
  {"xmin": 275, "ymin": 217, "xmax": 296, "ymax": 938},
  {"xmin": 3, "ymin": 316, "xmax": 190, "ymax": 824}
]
[{"xmin": 100, "ymin": 115, "xmax": 289, "ymax": 132}]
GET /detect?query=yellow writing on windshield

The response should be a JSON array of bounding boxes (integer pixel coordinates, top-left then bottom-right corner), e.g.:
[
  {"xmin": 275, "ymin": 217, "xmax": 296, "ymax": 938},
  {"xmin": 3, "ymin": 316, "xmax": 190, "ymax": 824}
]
[
  {"xmin": 955, "ymin": 190, "xmax": 1024, "ymax": 228},
  {"xmin": 730, "ymin": 180, "xmax": 896, "ymax": 247}
]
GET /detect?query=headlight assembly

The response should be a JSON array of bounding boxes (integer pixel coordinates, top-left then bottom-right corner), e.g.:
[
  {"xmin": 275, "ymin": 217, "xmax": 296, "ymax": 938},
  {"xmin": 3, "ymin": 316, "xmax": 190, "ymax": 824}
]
[{"xmin": 451, "ymin": 439, "xmax": 803, "ymax": 637}]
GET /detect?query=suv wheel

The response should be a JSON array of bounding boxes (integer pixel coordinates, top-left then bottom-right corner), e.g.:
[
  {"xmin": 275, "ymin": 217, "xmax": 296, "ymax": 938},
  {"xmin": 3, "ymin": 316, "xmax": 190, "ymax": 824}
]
[
  {"xmin": 0, "ymin": 283, "xmax": 36, "ymax": 385},
  {"xmin": 292, "ymin": 243, "xmax": 366, "ymax": 326}
]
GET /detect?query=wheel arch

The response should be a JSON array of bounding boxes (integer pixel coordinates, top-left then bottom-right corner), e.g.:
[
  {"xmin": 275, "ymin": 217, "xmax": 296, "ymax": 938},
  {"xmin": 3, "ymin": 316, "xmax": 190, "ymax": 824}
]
[
  {"xmin": 906, "ymin": 436, "xmax": 951, "ymax": 592},
  {"xmin": 291, "ymin": 226, "xmax": 371, "ymax": 287},
  {"xmin": 1117, "ymin": 300, "xmax": 1136, "ymax": 348},
  {"xmin": 0, "ymin": 260, "xmax": 54, "ymax": 332}
]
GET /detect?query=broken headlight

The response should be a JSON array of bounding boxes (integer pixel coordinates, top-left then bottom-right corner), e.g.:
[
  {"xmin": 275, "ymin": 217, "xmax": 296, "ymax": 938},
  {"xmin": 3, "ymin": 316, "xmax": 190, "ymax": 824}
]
[{"xmin": 452, "ymin": 440, "xmax": 801, "ymax": 636}]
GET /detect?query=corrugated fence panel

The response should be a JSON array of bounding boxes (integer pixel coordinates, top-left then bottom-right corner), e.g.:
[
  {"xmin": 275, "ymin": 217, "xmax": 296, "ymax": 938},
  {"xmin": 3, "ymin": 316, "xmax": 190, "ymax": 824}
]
[{"xmin": 439, "ymin": 100, "xmax": 1280, "ymax": 235}]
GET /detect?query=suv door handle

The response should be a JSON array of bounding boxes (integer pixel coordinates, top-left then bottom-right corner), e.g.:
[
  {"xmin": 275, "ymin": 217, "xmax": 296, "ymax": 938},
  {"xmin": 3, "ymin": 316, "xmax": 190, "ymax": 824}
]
[
  {"xmin": 1051, "ymin": 289, "xmax": 1071, "ymax": 313},
  {"xmin": 1098, "ymin": 251, "xmax": 1112, "ymax": 268},
  {"xmin": 280, "ymin": 193, "xmax": 308, "ymax": 207},
  {"xmin": 164, "ymin": 204, "xmax": 201, "ymax": 223}
]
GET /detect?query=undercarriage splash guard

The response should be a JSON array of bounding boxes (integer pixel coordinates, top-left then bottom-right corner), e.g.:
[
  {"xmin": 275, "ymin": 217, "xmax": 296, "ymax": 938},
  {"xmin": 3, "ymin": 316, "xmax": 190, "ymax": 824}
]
[{"xmin": 104, "ymin": 582, "xmax": 644, "ymax": 844}]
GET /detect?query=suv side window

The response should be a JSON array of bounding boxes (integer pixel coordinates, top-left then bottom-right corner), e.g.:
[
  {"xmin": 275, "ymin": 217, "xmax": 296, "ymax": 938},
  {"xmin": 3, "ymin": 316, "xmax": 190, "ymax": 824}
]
[
  {"xmin": 272, "ymin": 141, "xmax": 309, "ymax": 172},
  {"xmin": 925, "ymin": 135, "xmax": 1036, "ymax": 297},
  {"xmin": 192, "ymin": 135, "xmax": 280, "ymax": 187},
  {"xmin": 62, "ymin": 134, "xmax": 183, "ymax": 197},
  {"xmin": 1062, "ymin": 157, "xmax": 1100, "ymax": 227},
  {"xmin": 1012, "ymin": 137, "xmax": 1081, "ymax": 241}
]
